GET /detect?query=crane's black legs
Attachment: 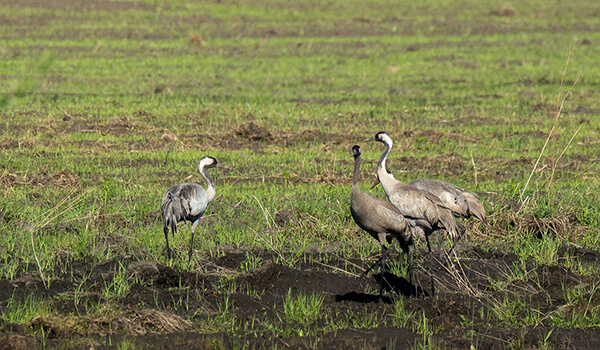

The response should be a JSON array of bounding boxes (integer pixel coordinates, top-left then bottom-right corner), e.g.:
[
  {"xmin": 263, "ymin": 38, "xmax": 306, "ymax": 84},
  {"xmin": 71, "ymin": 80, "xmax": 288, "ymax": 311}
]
[
  {"xmin": 362, "ymin": 249, "xmax": 386, "ymax": 277},
  {"xmin": 407, "ymin": 244, "xmax": 415, "ymax": 296},
  {"xmin": 188, "ymin": 220, "xmax": 200, "ymax": 261},
  {"xmin": 375, "ymin": 233, "xmax": 390, "ymax": 301},
  {"xmin": 361, "ymin": 234, "xmax": 390, "ymax": 302},
  {"xmin": 425, "ymin": 234, "xmax": 436, "ymax": 297},
  {"xmin": 377, "ymin": 243, "xmax": 388, "ymax": 301},
  {"xmin": 164, "ymin": 225, "xmax": 173, "ymax": 259}
]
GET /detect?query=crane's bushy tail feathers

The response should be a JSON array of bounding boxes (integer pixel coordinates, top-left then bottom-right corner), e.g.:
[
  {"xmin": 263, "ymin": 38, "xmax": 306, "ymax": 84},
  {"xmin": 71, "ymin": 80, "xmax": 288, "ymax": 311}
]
[
  {"xmin": 162, "ymin": 192, "xmax": 186, "ymax": 235},
  {"xmin": 170, "ymin": 218, "xmax": 177, "ymax": 237},
  {"xmin": 438, "ymin": 210, "xmax": 461, "ymax": 244},
  {"xmin": 464, "ymin": 192, "xmax": 486, "ymax": 222}
]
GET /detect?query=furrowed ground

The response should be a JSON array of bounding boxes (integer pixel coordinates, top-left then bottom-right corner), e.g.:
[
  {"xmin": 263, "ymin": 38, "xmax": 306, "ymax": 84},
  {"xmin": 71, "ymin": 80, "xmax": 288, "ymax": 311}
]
[{"xmin": 1, "ymin": 0, "xmax": 600, "ymax": 349}]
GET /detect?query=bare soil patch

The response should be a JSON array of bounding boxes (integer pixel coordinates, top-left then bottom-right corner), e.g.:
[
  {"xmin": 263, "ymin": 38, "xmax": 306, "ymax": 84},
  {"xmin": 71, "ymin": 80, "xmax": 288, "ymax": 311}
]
[{"xmin": 1, "ymin": 241, "xmax": 600, "ymax": 349}]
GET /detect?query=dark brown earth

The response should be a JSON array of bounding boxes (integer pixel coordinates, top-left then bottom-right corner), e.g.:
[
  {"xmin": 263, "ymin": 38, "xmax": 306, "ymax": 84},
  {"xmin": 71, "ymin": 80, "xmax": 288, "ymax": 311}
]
[{"xmin": 2, "ymin": 237, "xmax": 600, "ymax": 349}]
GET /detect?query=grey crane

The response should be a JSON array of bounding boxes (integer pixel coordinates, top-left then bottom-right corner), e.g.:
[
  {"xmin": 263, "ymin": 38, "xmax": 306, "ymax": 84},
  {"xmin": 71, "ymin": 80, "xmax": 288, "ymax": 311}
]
[
  {"xmin": 161, "ymin": 156, "xmax": 220, "ymax": 261},
  {"xmin": 368, "ymin": 132, "xmax": 486, "ymax": 251},
  {"xmin": 409, "ymin": 179, "xmax": 485, "ymax": 222},
  {"xmin": 350, "ymin": 145, "xmax": 414, "ymax": 300},
  {"xmin": 366, "ymin": 131, "xmax": 465, "ymax": 295},
  {"xmin": 408, "ymin": 177, "xmax": 485, "ymax": 256}
]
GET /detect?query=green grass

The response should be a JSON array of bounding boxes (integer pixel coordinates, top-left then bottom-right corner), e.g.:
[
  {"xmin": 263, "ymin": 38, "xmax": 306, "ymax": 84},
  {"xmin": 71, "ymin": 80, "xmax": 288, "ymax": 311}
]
[
  {"xmin": 1, "ymin": 293, "xmax": 53, "ymax": 324},
  {"xmin": 1, "ymin": 0, "xmax": 600, "ymax": 348}
]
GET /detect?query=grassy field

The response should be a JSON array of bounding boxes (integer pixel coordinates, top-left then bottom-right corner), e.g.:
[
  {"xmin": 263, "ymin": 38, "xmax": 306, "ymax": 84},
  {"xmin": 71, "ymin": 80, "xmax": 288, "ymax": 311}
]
[{"xmin": 1, "ymin": 0, "xmax": 600, "ymax": 349}]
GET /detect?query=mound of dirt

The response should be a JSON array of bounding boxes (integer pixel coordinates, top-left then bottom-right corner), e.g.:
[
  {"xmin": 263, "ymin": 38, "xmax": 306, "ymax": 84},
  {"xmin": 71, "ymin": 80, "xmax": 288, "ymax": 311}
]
[
  {"xmin": 235, "ymin": 121, "xmax": 272, "ymax": 141},
  {"xmin": 274, "ymin": 209, "xmax": 295, "ymax": 226}
]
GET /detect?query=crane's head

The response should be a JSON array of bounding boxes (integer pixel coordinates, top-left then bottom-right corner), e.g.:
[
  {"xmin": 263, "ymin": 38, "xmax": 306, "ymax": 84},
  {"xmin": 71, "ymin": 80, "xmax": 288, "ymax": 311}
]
[
  {"xmin": 364, "ymin": 131, "xmax": 392, "ymax": 146},
  {"xmin": 351, "ymin": 145, "xmax": 361, "ymax": 158},
  {"xmin": 198, "ymin": 156, "xmax": 219, "ymax": 171}
]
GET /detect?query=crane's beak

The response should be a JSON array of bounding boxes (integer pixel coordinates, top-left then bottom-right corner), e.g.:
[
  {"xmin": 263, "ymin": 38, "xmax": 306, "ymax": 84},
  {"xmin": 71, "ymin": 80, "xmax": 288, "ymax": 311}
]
[
  {"xmin": 363, "ymin": 136, "xmax": 376, "ymax": 142},
  {"xmin": 370, "ymin": 176, "xmax": 381, "ymax": 190}
]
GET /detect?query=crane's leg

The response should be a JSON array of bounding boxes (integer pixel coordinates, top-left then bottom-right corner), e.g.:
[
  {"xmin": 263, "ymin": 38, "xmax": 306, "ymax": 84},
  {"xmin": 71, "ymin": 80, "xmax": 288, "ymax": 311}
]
[
  {"xmin": 377, "ymin": 233, "xmax": 388, "ymax": 302},
  {"xmin": 425, "ymin": 234, "xmax": 435, "ymax": 297},
  {"xmin": 188, "ymin": 219, "xmax": 200, "ymax": 261},
  {"xmin": 437, "ymin": 230, "xmax": 443, "ymax": 268},
  {"xmin": 363, "ymin": 246, "xmax": 387, "ymax": 277},
  {"xmin": 164, "ymin": 225, "xmax": 172, "ymax": 259},
  {"xmin": 363, "ymin": 256, "xmax": 383, "ymax": 277},
  {"xmin": 407, "ymin": 244, "xmax": 414, "ymax": 296}
]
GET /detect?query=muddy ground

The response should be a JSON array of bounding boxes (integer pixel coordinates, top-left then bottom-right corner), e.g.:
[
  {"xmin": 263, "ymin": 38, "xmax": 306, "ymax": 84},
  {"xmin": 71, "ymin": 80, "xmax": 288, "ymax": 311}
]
[{"xmin": 2, "ymin": 238, "xmax": 600, "ymax": 349}]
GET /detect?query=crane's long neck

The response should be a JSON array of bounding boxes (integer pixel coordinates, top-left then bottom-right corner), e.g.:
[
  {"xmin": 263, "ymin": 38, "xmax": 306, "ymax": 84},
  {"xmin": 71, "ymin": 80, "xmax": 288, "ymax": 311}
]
[
  {"xmin": 377, "ymin": 139, "xmax": 400, "ymax": 196},
  {"xmin": 352, "ymin": 154, "xmax": 361, "ymax": 187},
  {"xmin": 200, "ymin": 167, "xmax": 216, "ymax": 203}
]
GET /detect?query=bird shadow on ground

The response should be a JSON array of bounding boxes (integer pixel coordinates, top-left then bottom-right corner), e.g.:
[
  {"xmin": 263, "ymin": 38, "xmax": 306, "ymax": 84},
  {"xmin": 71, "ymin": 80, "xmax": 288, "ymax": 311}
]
[
  {"xmin": 378, "ymin": 272, "xmax": 430, "ymax": 298},
  {"xmin": 335, "ymin": 291, "xmax": 394, "ymax": 304},
  {"xmin": 335, "ymin": 272, "xmax": 428, "ymax": 304}
]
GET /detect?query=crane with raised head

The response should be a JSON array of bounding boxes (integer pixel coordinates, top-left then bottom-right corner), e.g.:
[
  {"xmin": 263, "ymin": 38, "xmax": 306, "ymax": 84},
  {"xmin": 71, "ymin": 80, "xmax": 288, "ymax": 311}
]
[
  {"xmin": 366, "ymin": 132, "xmax": 465, "ymax": 295},
  {"xmin": 350, "ymin": 145, "xmax": 414, "ymax": 300},
  {"xmin": 161, "ymin": 156, "xmax": 220, "ymax": 261}
]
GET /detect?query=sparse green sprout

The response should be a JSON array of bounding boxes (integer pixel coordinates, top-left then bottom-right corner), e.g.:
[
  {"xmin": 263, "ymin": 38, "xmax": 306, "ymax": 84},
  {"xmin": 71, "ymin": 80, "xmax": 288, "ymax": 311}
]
[
  {"xmin": 1, "ymin": 293, "xmax": 53, "ymax": 325},
  {"xmin": 391, "ymin": 298, "xmax": 415, "ymax": 328},
  {"xmin": 282, "ymin": 288, "xmax": 324, "ymax": 326}
]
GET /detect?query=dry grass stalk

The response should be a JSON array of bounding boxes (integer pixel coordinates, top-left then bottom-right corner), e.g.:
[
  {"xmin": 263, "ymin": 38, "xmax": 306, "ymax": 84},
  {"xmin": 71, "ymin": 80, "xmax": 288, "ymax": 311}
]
[
  {"xmin": 130, "ymin": 309, "xmax": 192, "ymax": 334},
  {"xmin": 312, "ymin": 260, "xmax": 360, "ymax": 278},
  {"xmin": 520, "ymin": 37, "xmax": 582, "ymax": 206},
  {"xmin": 440, "ymin": 252, "xmax": 484, "ymax": 298},
  {"xmin": 253, "ymin": 195, "xmax": 273, "ymax": 230},
  {"xmin": 30, "ymin": 309, "xmax": 192, "ymax": 336},
  {"xmin": 29, "ymin": 187, "xmax": 90, "ymax": 289}
]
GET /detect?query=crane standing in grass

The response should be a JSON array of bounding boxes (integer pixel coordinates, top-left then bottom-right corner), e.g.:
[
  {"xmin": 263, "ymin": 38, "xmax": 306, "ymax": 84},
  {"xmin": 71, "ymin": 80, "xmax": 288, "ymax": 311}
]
[
  {"xmin": 161, "ymin": 156, "xmax": 220, "ymax": 261},
  {"xmin": 366, "ymin": 132, "xmax": 465, "ymax": 295},
  {"xmin": 350, "ymin": 145, "xmax": 414, "ymax": 300},
  {"xmin": 367, "ymin": 131, "xmax": 486, "ymax": 252}
]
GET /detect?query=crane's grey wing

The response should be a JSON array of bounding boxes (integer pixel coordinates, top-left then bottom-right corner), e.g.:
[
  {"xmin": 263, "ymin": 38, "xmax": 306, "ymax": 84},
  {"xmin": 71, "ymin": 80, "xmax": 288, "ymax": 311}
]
[
  {"xmin": 373, "ymin": 202, "xmax": 409, "ymax": 234},
  {"xmin": 388, "ymin": 186, "xmax": 461, "ymax": 241},
  {"xmin": 388, "ymin": 186, "xmax": 444, "ymax": 221},
  {"xmin": 410, "ymin": 178, "xmax": 475, "ymax": 218},
  {"xmin": 351, "ymin": 188, "xmax": 412, "ymax": 244},
  {"xmin": 424, "ymin": 178, "xmax": 485, "ymax": 221},
  {"xmin": 178, "ymin": 183, "xmax": 208, "ymax": 217},
  {"xmin": 162, "ymin": 183, "xmax": 208, "ymax": 218}
]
